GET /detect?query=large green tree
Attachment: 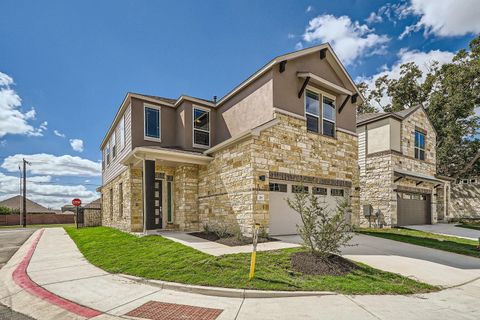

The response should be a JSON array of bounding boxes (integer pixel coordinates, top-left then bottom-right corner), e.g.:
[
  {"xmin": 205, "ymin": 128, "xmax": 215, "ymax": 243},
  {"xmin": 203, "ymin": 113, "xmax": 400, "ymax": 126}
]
[{"xmin": 358, "ymin": 36, "xmax": 480, "ymax": 177}]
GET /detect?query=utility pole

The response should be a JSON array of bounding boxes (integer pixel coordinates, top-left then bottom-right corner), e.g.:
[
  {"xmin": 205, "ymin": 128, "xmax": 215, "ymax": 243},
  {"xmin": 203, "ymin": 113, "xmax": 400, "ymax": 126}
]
[
  {"xmin": 19, "ymin": 165, "xmax": 22, "ymax": 226},
  {"xmin": 22, "ymin": 158, "xmax": 31, "ymax": 228}
]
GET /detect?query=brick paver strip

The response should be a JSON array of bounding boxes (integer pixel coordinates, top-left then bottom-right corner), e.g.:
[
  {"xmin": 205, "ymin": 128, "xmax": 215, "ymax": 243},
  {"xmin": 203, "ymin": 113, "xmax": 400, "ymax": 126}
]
[
  {"xmin": 12, "ymin": 229, "xmax": 102, "ymax": 318},
  {"xmin": 126, "ymin": 300, "xmax": 223, "ymax": 320}
]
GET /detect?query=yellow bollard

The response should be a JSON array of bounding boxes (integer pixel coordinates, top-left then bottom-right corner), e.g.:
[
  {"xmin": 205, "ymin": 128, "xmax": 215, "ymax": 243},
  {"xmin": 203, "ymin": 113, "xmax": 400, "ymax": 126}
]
[{"xmin": 249, "ymin": 223, "xmax": 260, "ymax": 280}]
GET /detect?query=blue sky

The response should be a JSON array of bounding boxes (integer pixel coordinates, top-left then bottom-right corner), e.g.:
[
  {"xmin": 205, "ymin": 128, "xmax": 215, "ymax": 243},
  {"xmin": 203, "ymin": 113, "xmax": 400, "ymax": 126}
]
[{"xmin": 1, "ymin": 0, "xmax": 479, "ymax": 208}]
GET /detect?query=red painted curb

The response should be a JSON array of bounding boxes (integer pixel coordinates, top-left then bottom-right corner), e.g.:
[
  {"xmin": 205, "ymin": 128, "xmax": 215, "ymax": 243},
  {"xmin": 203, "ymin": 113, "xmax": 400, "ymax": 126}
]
[{"xmin": 12, "ymin": 229, "xmax": 102, "ymax": 318}]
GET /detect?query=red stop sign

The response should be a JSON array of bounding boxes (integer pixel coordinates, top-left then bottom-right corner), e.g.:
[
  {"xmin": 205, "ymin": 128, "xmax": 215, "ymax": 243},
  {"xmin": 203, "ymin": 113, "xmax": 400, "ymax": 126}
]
[{"xmin": 72, "ymin": 198, "xmax": 82, "ymax": 207}]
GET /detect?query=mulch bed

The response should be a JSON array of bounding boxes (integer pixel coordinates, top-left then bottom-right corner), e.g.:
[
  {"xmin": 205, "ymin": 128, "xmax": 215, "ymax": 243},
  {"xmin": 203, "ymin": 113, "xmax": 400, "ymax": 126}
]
[
  {"xmin": 189, "ymin": 231, "xmax": 277, "ymax": 247},
  {"xmin": 291, "ymin": 252, "xmax": 359, "ymax": 276}
]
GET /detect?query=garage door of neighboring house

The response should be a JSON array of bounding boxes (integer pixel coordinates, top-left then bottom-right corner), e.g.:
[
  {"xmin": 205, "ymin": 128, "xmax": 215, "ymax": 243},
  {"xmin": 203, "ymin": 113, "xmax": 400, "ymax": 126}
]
[
  {"xmin": 268, "ymin": 181, "xmax": 347, "ymax": 235},
  {"xmin": 397, "ymin": 192, "xmax": 431, "ymax": 226}
]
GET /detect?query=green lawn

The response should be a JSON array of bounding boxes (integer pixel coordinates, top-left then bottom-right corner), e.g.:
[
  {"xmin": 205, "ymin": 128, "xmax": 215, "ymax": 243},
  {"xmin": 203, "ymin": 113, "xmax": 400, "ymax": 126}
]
[
  {"xmin": 357, "ymin": 228, "xmax": 480, "ymax": 258},
  {"xmin": 0, "ymin": 223, "xmax": 75, "ymax": 229},
  {"xmin": 65, "ymin": 226, "xmax": 436, "ymax": 295}
]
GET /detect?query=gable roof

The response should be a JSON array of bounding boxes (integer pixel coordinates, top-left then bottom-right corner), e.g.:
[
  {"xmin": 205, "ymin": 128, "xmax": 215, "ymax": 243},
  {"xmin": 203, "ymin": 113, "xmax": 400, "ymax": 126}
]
[
  {"xmin": 356, "ymin": 105, "xmax": 423, "ymax": 126},
  {"xmin": 0, "ymin": 196, "xmax": 53, "ymax": 213},
  {"xmin": 216, "ymin": 43, "xmax": 363, "ymax": 107}
]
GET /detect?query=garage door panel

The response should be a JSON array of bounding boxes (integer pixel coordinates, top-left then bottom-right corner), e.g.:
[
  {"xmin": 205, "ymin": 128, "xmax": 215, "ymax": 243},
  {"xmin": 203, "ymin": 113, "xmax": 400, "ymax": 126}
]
[
  {"xmin": 269, "ymin": 182, "xmax": 347, "ymax": 235},
  {"xmin": 397, "ymin": 192, "xmax": 431, "ymax": 226}
]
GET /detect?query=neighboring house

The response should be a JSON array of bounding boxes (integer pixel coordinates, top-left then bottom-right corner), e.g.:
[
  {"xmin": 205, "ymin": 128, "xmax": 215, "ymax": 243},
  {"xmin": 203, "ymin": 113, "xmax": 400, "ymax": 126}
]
[
  {"xmin": 100, "ymin": 43, "xmax": 362, "ymax": 235},
  {"xmin": 450, "ymin": 177, "xmax": 480, "ymax": 219},
  {"xmin": 0, "ymin": 196, "xmax": 55, "ymax": 214},
  {"xmin": 357, "ymin": 106, "xmax": 450, "ymax": 227}
]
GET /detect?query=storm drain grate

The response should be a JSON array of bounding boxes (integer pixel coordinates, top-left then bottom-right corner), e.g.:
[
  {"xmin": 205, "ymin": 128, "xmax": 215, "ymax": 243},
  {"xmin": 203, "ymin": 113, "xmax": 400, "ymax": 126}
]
[{"xmin": 126, "ymin": 300, "xmax": 223, "ymax": 320}]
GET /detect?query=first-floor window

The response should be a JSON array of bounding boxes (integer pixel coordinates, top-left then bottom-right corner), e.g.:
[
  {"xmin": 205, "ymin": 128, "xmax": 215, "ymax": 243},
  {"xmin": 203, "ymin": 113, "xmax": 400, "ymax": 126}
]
[
  {"xmin": 145, "ymin": 105, "xmax": 161, "ymax": 140},
  {"xmin": 109, "ymin": 188, "xmax": 113, "ymax": 218},
  {"xmin": 118, "ymin": 183, "xmax": 123, "ymax": 218},
  {"xmin": 193, "ymin": 107, "xmax": 210, "ymax": 147}
]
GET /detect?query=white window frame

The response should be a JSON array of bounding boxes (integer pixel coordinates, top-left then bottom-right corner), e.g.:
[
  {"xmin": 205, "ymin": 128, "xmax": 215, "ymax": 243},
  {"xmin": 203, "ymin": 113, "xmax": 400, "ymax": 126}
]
[
  {"xmin": 106, "ymin": 142, "xmax": 111, "ymax": 166},
  {"xmin": 111, "ymin": 131, "xmax": 116, "ymax": 159},
  {"xmin": 118, "ymin": 114, "xmax": 125, "ymax": 151},
  {"xmin": 143, "ymin": 103, "xmax": 162, "ymax": 142},
  {"xmin": 305, "ymin": 89, "xmax": 320, "ymax": 133},
  {"xmin": 192, "ymin": 105, "xmax": 210, "ymax": 149},
  {"xmin": 304, "ymin": 86, "xmax": 336, "ymax": 138}
]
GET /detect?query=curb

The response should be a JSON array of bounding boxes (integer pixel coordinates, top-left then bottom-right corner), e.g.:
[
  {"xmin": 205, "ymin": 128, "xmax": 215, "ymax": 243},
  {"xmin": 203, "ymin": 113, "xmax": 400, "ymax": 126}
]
[
  {"xmin": 120, "ymin": 274, "xmax": 336, "ymax": 298},
  {"xmin": 12, "ymin": 229, "xmax": 102, "ymax": 319}
]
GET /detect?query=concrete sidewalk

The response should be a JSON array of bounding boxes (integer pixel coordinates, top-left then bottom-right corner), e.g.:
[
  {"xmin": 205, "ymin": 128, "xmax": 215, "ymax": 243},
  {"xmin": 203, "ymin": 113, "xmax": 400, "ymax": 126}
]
[
  {"xmin": 0, "ymin": 228, "xmax": 479, "ymax": 320},
  {"xmin": 157, "ymin": 230, "xmax": 300, "ymax": 256}
]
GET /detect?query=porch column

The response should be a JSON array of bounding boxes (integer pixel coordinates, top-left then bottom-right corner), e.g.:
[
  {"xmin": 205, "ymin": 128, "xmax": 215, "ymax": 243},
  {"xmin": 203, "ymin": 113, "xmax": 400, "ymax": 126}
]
[{"xmin": 143, "ymin": 160, "xmax": 155, "ymax": 231}]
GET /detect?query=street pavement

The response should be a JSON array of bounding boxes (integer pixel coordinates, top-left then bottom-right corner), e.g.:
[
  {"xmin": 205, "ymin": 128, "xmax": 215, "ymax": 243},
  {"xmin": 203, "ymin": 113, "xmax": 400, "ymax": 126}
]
[
  {"xmin": 407, "ymin": 224, "xmax": 480, "ymax": 241},
  {"xmin": 0, "ymin": 228, "xmax": 36, "ymax": 320}
]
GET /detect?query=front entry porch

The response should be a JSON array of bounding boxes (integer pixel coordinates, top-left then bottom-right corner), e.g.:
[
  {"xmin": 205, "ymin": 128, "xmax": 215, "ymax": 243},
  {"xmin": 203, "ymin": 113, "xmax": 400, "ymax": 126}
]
[{"xmin": 122, "ymin": 146, "xmax": 212, "ymax": 233}]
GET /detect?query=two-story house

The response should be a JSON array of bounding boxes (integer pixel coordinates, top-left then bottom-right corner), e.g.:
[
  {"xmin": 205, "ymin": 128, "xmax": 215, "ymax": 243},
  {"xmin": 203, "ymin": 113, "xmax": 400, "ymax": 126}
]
[
  {"xmin": 100, "ymin": 43, "xmax": 362, "ymax": 235},
  {"xmin": 357, "ymin": 106, "xmax": 450, "ymax": 227}
]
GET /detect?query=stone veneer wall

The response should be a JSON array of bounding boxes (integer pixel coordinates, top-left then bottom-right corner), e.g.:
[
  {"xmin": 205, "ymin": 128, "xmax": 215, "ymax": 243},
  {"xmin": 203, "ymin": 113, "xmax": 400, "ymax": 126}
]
[
  {"xmin": 174, "ymin": 164, "xmax": 200, "ymax": 231},
  {"xmin": 359, "ymin": 107, "xmax": 438, "ymax": 227},
  {"xmin": 101, "ymin": 166, "xmax": 143, "ymax": 232},
  {"xmin": 198, "ymin": 112, "xmax": 358, "ymax": 235},
  {"xmin": 450, "ymin": 180, "xmax": 480, "ymax": 219}
]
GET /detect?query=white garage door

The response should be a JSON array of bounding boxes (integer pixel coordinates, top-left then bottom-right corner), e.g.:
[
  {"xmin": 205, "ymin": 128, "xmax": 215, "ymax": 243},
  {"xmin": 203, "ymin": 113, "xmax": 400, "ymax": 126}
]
[{"xmin": 268, "ymin": 181, "xmax": 347, "ymax": 236}]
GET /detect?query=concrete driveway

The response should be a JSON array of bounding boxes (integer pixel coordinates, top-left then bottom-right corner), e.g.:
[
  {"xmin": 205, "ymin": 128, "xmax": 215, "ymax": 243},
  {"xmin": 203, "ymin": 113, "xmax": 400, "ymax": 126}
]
[
  {"xmin": 276, "ymin": 233, "xmax": 480, "ymax": 287},
  {"xmin": 407, "ymin": 224, "xmax": 480, "ymax": 241}
]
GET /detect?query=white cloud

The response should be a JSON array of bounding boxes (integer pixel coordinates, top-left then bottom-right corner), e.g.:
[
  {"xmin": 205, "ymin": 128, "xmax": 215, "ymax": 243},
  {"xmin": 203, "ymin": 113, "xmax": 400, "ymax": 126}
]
[
  {"xmin": 1, "ymin": 153, "xmax": 101, "ymax": 177},
  {"xmin": 0, "ymin": 172, "xmax": 98, "ymax": 209},
  {"xmin": 54, "ymin": 130, "xmax": 66, "ymax": 138},
  {"xmin": 294, "ymin": 42, "xmax": 303, "ymax": 50},
  {"xmin": 306, "ymin": 5, "xmax": 313, "ymax": 13},
  {"xmin": 69, "ymin": 139, "xmax": 84, "ymax": 152},
  {"xmin": 300, "ymin": 14, "xmax": 390, "ymax": 65},
  {"xmin": 358, "ymin": 48, "xmax": 455, "ymax": 108},
  {"xmin": 365, "ymin": 12, "xmax": 383, "ymax": 24},
  {"xmin": 401, "ymin": 0, "xmax": 480, "ymax": 38},
  {"xmin": 287, "ymin": 33, "xmax": 296, "ymax": 39},
  {"xmin": 0, "ymin": 140, "xmax": 6, "ymax": 148},
  {"xmin": 0, "ymin": 71, "xmax": 46, "ymax": 138}
]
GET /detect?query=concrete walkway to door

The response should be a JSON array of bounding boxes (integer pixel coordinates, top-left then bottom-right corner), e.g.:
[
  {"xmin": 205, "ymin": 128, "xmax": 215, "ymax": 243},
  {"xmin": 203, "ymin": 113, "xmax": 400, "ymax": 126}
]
[
  {"xmin": 406, "ymin": 224, "xmax": 480, "ymax": 241},
  {"xmin": 276, "ymin": 234, "xmax": 480, "ymax": 287}
]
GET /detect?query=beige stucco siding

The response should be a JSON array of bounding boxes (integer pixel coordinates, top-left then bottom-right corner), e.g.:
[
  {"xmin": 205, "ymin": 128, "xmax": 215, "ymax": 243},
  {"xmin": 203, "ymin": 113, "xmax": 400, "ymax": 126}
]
[
  {"xmin": 390, "ymin": 118, "xmax": 401, "ymax": 152},
  {"xmin": 216, "ymin": 70, "xmax": 274, "ymax": 144},
  {"xmin": 367, "ymin": 118, "xmax": 391, "ymax": 154},
  {"xmin": 272, "ymin": 51, "xmax": 357, "ymax": 133}
]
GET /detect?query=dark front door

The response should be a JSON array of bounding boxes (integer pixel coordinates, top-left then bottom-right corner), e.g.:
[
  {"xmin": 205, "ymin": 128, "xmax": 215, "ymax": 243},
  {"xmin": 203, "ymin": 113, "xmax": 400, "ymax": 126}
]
[
  {"xmin": 145, "ymin": 160, "xmax": 163, "ymax": 230},
  {"xmin": 152, "ymin": 179, "xmax": 163, "ymax": 229},
  {"xmin": 397, "ymin": 192, "xmax": 431, "ymax": 226}
]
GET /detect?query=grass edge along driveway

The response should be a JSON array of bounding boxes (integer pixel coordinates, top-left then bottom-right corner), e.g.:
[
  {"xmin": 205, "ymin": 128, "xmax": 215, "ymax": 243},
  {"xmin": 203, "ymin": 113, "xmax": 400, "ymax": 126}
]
[
  {"xmin": 357, "ymin": 227, "xmax": 480, "ymax": 258},
  {"xmin": 65, "ymin": 227, "xmax": 436, "ymax": 295}
]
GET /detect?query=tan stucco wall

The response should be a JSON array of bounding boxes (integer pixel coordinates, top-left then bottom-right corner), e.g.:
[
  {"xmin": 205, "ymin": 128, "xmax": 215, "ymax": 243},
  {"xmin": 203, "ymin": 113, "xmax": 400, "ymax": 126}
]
[
  {"xmin": 366, "ymin": 118, "xmax": 391, "ymax": 154},
  {"xmin": 272, "ymin": 51, "xmax": 357, "ymax": 133},
  {"xmin": 216, "ymin": 70, "xmax": 274, "ymax": 144}
]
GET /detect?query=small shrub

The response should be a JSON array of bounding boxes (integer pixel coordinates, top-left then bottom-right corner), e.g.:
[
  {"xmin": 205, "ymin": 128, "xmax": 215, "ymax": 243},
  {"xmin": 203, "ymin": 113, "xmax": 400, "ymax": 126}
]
[
  {"xmin": 202, "ymin": 221, "xmax": 236, "ymax": 239},
  {"xmin": 287, "ymin": 187, "xmax": 354, "ymax": 259}
]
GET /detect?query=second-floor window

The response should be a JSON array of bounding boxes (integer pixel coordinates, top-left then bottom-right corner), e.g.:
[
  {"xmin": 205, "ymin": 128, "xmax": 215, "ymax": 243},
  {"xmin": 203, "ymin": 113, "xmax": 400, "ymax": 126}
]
[
  {"xmin": 305, "ymin": 89, "xmax": 336, "ymax": 137},
  {"xmin": 193, "ymin": 107, "xmax": 210, "ymax": 147},
  {"xmin": 145, "ymin": 105, "xmax": 161, "ymax": 140},
  {"xmin": 306, "ymin": 90, "xmax": 320, "ymax": 133},
  {"xmin": 414, "ymin": 130, "xmax": 426, "ymax": 160},
  {"xmin": 106, "ymin": 142, "xmax": 110, "ymax": 165},
  {"xmin": 322, "ymin": 97, "xmax": 335, "ymax": 137},
  {"xmin": 111, "ymin": 131, "xmax": 116, "ymax": 159}
]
